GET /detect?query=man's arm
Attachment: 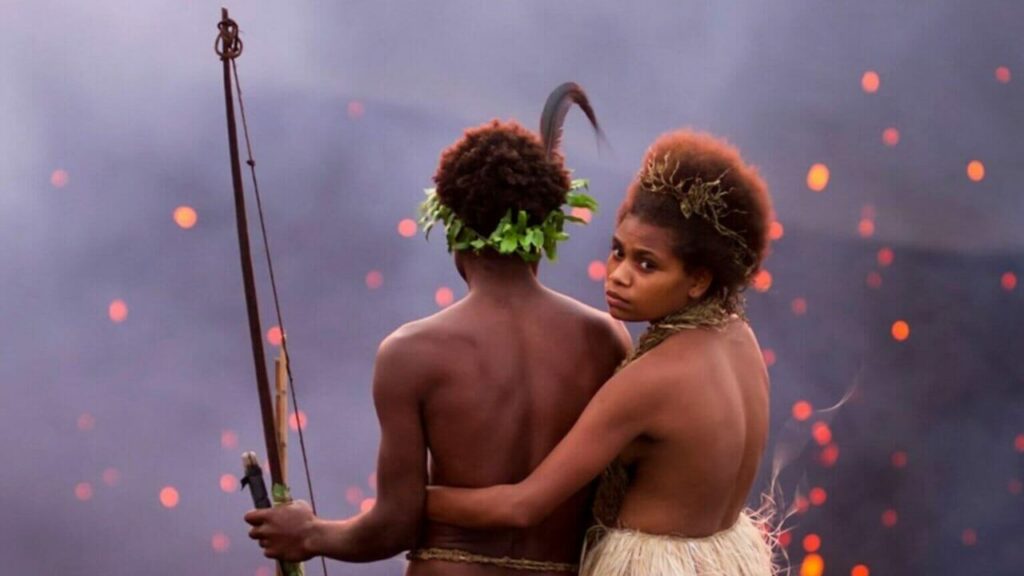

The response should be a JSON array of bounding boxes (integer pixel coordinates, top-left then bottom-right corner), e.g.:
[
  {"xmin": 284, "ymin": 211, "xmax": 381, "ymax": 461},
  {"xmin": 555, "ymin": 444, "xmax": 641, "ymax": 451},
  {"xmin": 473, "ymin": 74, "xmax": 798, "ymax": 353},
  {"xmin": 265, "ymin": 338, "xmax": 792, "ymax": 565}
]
[{"xmin": 246, "ymin": 329, "xmax": 431, "ymax": 562}]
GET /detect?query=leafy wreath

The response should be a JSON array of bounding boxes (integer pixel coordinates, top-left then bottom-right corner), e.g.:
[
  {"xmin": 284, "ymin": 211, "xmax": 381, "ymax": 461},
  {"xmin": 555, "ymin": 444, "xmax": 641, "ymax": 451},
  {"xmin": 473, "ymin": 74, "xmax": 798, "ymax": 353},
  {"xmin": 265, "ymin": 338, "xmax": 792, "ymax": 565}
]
[{"xmin": 419, "ymin": 179, "xmax": 597, "ymax": 262}]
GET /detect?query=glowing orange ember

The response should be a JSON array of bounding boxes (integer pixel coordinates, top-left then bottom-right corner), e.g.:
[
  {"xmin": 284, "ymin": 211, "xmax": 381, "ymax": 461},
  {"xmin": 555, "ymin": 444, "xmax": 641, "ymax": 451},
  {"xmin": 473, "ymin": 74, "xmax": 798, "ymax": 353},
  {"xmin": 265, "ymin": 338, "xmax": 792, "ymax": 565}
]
[
  {"xmin": 803, "ymin": 533, "xmax": 821, "ymax": 553},
  {"xmin": 365, "ymin": 270, "xmax": 384, "ymax": 290},
  {"xmin": 75, "ymin": 482, "xmax": 94, "ymax": 501},
  {"xmin": 806, "ymin": 164, "xmax": 830, "ymax": 192},
  {"xmin": 173, "ymin": 206, "xmax": 198, "ymax": 229},
  {"xmin": 77, "ymin": 412, "xmax": 96, "ymax": 431},
  {"xmin": 588, "ymin": 261, "xmax": 606, "ymax": 281},
  {"xmin": 347, "ymin": 100, "xmax": 365, "ymax": 119},
  {"xmin": 891, "ymin": 451, "xmax": 908, "ymax": 468},
  {"xmin": 571, "ymin": 207, "xmax": 593, "ymax": 223},
  {"xmin": 877, "ymin": 247, "xmax": 894, "ymax": 267},
  {"xmin": 51, "ymin": 169, "xmax": 70, "ymax": 188},
  {"xmin": 779, "ymin": 531, "xmax": 792, "ymax": 548},
  {"xmin": 791, "ymin": 298, "xmax": 807, "ymax": 316},
  {"xmin": 220, "ymin": 473, "xmax": 238, "ymax": 493},
  {"xmin": 211, "ymin": 532, "xmax": 230, "ymax": 553},
  {"xmin": 221, "ymin": 429, "xmax": 239, "ymax": 449},
  {"xmin": 819, "ymin": 443, "xmax": 840, "ymax": 467},
  {"xmin": 800, "ymin": 552, "xmax": 824, "ymax": 576},
  {"xmin": 435, "ymin": 286, "xmax": 454, "ymax": 308},
  {"xmin": 812, "ymin": 422, "xmax": 832, "ymax": 446},
  {"xmin": 857, "ymin": 218, "xmax": 875, "ymax": 238},
  {"xmin": 1014, "ymin": 434, "xmax": 1024, "ymax": 453},
  {"xmin": 752, "ymin": 270, "xmax": 772, "ymax": 293},
  {"xmin": 891, "ymin": 320, "xmax": 910, "ymax": 342},
  {"xmin": 346, "ymin": 486, "xmax": 364, "ymax": 505},
  {"xmin": 102, "ymin": 468, "xmax": 121, "ymax": 487},
  {"xmin": 769, "ymin": 221, "xmax": 784, "ymax": 241},
  {"xmin": 882, "ymin": 127, "xmax": 900, "ymax": 147},
  {"xmin": 866, "ymin": 271, "xmax": 882, "ymax": 289},
  {"xmin": 966, "ymin": 160, "xmax": 985, "ymax": 182},
  {"xmin": 809, "ymin": 487, "xmax": 827, "ymax": 506},
  {"xmin": 762, "ymin": 348, "xmax": 776, "ymax": 367},
  {"xmin": 881, "ymin": 509, "xmax": 898, "ymax": 527},
  {"xmin": 266, "ymin": 325, "xmax": 283, "ymax": 346},
  {"xmin": 289, "ymin": 410, "xmax": 308, "ymax": 431},
  {"xmin": 109, "ymin": 299, "xmax": 128, "ymax": 323},
  {"xmin": 861, "ymin": 70, "xmax": 880, "ymax": 93},
  {"xmin": 792, "ymin": 401, "xmax": 813, "ymax": 422},
  {"xmin": 360, "ymin": 498, "xmax": 376, "ymax": 514},
  {"xmin": 851, "ymin": 565, "xmax": 870, "ymax": 576},
  {"xmin": 1001, "ymin": 272, "xmax": 1017, "ymax": 291},
  {"xmin": 397, "ymin": 218, "xmax": 418, "ymax": 238},
  {"xmin": 961, "ymin": 528, "xmax": 977, "ymax": 546},
  {"xmin": 160, "ymin": 486, "xmax": 180, "ymax": 508},
  {"xmin": 995, "ymin": 66, "xmax": 1011, "ymax": 84}
]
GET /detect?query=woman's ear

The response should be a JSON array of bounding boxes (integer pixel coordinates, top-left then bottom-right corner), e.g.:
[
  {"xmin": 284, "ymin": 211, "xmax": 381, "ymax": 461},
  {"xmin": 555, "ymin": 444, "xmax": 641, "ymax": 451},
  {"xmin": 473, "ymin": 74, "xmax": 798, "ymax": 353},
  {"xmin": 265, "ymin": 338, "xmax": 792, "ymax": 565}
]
[{"xmin": 688, "ymin": 267, "xmax": 713, "ymax": 299}]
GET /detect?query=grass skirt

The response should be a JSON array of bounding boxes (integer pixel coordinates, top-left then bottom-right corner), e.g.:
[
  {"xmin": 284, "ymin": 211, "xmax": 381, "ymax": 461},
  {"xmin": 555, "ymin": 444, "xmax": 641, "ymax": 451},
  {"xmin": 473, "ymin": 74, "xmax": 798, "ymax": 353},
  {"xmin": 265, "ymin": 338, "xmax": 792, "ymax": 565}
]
[{"xmin": 579, "ymin": 510, "xmax": 776, "ymax": 576}]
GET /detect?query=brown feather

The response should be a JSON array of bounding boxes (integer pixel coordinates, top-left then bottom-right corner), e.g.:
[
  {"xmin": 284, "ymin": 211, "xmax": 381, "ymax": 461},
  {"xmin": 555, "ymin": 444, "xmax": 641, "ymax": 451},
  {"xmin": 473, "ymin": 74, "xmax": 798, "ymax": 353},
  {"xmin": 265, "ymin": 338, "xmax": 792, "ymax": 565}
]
[{"xmin": 539, "ymin": 82, "xmax": 605, "ymax": 160}]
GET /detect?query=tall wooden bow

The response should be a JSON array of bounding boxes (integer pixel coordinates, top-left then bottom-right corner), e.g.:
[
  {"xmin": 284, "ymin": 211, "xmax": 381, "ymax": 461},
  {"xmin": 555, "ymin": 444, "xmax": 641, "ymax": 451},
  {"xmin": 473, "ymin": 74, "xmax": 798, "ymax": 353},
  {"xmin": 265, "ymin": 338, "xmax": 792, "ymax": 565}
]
[{"xmin": 215, "ymin": 8, "xmax": 326, "ymax": 576}]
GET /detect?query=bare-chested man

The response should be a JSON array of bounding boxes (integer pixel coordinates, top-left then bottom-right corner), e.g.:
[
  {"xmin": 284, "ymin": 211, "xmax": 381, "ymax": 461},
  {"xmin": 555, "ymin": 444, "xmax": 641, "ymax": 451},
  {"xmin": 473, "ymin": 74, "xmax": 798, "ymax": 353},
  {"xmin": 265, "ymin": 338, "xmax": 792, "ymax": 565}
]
[{"xmin": 244, "ymin": 119, "xmax": 630, "ymax": 576}]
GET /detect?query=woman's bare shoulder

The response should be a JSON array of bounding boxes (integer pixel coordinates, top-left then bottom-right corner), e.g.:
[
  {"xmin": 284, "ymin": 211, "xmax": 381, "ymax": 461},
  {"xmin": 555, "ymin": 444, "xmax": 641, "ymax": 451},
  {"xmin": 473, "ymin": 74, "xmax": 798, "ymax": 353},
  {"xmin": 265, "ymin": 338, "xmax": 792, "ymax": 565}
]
[{"xmin": 615, "ymin": 330, "xmax": 724, "ymax": 395}]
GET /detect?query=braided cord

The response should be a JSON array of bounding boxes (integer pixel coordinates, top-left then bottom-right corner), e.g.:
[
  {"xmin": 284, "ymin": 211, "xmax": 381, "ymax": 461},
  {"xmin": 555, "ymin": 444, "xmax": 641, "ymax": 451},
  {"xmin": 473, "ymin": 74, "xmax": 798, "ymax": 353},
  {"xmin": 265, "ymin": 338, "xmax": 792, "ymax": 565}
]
[{"xmin": 408, "ymin": 548, "xmax": 578, "ymax": 573}]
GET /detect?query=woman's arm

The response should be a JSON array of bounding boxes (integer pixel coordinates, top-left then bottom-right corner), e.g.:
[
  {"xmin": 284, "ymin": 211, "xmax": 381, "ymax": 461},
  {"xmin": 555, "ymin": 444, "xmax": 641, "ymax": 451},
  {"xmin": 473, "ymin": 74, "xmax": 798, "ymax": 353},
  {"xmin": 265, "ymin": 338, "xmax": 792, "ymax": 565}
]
[
  {"xmin": 427, "ymin": 363, "xmax": 664, "ymax": 529},
  {"xmin": 426, "ymin": 484, "xmax": 525, "ymax": 527}
]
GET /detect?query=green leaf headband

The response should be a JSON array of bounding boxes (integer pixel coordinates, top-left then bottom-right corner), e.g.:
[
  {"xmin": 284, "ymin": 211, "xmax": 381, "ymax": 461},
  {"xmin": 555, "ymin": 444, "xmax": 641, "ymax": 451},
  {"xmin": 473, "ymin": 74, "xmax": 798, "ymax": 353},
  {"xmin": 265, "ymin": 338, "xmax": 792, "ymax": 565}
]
[{"xmin": 419, "ymin": 179, "xmax": 597, "ymax": 262}]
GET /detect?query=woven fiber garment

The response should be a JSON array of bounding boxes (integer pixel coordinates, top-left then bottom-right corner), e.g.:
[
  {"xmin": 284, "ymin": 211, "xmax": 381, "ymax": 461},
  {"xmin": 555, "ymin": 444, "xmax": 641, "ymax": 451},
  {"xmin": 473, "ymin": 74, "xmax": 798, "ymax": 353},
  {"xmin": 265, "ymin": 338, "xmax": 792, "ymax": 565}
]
[{"xmin": 580, "ymin": 511, "xmax": 777, "ymax": 576}]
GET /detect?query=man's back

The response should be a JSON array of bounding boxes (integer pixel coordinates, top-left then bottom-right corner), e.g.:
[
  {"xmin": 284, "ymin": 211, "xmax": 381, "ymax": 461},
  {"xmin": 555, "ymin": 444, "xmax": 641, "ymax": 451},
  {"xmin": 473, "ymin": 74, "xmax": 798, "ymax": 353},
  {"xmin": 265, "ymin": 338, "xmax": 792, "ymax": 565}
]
[{"xmin": 405, "ymin": 284, "xmax": 628, "ymax": 576}]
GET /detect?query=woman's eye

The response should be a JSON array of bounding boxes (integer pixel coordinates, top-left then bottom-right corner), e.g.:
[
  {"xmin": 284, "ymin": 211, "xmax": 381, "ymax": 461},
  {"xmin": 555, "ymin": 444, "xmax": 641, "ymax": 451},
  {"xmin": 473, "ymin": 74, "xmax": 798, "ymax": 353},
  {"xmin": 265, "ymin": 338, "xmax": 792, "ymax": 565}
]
[
  {"xmin": 611, "ymin": 247, "xmax": 624, "ymax": 259},
  {"xmin": 639, "ymin": 260, "xmax": 656, "ymax": 271}
]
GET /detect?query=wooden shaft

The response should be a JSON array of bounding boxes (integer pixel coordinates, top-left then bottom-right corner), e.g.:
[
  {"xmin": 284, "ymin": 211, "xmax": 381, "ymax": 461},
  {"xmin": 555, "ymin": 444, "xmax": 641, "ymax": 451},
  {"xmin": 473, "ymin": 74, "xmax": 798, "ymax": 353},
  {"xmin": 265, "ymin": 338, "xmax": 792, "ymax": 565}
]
[{"xmin": 275, "ymin": 348, "xmax": 289, "ymax": 487}]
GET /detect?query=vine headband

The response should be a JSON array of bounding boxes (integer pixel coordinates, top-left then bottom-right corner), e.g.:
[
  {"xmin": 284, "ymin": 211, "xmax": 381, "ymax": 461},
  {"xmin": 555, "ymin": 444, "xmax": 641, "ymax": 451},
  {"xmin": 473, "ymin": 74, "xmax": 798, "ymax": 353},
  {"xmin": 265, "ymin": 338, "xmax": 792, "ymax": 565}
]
[
  {"xmin": 639, "ymin": 153, "xmax": 756, "ymax": 276},
  {"xmin": 419, "ymin": 179, "xmax": 597, "ymax": 262}
]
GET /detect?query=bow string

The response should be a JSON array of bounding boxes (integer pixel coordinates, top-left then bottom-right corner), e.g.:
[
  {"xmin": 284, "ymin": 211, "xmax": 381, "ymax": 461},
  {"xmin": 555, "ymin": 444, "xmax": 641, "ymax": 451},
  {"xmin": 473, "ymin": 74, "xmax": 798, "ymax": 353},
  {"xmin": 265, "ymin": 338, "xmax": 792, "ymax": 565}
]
[{"xmin": 216, "ymin": 8, "xmax": 327, "ymax": 576}]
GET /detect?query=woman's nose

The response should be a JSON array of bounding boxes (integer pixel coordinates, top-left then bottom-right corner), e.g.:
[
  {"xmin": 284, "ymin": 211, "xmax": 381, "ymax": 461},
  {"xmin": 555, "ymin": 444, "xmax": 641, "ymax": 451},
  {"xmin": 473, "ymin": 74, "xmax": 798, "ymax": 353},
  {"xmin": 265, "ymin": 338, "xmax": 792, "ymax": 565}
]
[{"xmin": 607, "ymin": 260, "xmax": 631, "ymax": 287}]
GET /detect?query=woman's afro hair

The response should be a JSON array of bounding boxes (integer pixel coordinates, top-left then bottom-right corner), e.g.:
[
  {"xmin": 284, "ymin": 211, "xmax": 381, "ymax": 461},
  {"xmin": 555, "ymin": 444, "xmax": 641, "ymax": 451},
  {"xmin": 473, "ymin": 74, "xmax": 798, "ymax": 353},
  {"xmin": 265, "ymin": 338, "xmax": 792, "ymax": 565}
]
[
  {"xmin": 433, "ymin": 119, "xmax": 571, "ymax": 237},
  {"xmin": 618, "ymin": 129, "xmax": 773, "ymax": 298}
]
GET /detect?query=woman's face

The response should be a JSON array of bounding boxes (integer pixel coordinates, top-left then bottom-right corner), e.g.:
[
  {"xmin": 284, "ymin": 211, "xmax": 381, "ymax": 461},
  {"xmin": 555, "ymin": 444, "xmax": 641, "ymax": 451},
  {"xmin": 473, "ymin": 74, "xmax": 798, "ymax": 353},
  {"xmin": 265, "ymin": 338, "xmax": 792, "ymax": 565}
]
[{"xmin": 604, "ymin": 214, "xmax": 710, "ymax": 322}]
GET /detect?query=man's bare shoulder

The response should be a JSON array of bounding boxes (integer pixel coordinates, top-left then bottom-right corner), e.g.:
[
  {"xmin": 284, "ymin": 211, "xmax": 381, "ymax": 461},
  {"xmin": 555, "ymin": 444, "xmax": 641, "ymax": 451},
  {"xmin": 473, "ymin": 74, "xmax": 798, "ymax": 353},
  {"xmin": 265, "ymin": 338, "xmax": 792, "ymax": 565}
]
[
  {"xmin": 381, "ymin": 301, "xmax": 471, "ymax": 347},
  {"xmin": 373, "ymin": 315, "xmax": 455, "ymax": 388},
  {"xmin": 542, "ymin": 287, "xmax": 632, "ymax": 355}
]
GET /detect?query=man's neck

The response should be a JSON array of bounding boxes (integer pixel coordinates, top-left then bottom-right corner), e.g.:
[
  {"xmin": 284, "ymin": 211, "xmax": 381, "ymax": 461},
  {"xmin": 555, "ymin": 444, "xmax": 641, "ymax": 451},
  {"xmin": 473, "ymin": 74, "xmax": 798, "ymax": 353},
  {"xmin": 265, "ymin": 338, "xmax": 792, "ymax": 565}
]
[{"xmin": 457, "ymin": 252, "xmax": 541, "ymax": 296}]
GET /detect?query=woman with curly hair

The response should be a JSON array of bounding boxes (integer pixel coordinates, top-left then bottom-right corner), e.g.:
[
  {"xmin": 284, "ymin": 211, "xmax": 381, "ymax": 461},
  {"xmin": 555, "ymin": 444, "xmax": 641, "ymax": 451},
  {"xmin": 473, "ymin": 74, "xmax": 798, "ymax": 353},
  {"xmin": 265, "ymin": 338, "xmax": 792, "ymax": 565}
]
[{"xmin": 426, "ymin": 129, "xmax": 778, "ymax": 576}]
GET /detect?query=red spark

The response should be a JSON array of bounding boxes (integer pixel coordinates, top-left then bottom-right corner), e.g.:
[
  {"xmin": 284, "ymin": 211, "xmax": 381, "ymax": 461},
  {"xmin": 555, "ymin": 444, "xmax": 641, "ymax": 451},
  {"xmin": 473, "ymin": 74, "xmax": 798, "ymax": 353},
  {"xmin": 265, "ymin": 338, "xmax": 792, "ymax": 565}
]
[
  {"xmin": 435, "ymin": 287, "xmax": 454, "ymax": 308},
  {"xmin": 365, "ymin": 270, "xmax": 384, "ymax": 290},
  {"xmin": 397, "ymin": 219, "xmax": 418, "ymax": 238}
]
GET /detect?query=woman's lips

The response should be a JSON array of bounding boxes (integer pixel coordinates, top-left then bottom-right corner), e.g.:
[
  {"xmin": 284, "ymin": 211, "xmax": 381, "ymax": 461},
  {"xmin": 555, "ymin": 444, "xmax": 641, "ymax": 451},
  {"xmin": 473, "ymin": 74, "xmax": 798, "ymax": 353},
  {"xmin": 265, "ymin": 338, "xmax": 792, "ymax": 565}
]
[{"xmin": 605, "ymin": 290, "xmax": 629, "ymax": 309}]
